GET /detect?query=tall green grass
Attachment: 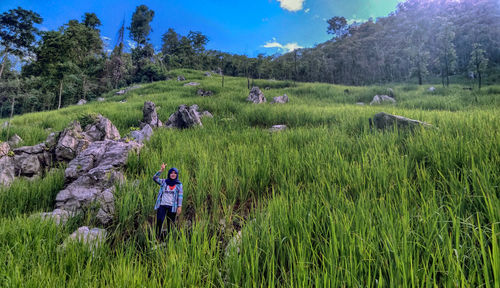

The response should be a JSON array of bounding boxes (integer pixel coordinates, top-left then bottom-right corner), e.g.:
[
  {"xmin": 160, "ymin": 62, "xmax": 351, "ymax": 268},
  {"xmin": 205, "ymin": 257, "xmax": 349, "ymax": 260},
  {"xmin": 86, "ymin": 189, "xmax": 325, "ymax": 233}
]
[{"xmin": 0, "ymin": 69, "xmax": 499, "ymax": 287}]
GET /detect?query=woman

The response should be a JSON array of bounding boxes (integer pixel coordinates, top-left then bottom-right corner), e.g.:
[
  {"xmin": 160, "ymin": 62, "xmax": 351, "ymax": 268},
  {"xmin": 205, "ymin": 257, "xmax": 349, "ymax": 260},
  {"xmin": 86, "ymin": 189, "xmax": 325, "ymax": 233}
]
[{"xmin": 153, "ymin": 163, "xmax": 183, "ymax": 240}]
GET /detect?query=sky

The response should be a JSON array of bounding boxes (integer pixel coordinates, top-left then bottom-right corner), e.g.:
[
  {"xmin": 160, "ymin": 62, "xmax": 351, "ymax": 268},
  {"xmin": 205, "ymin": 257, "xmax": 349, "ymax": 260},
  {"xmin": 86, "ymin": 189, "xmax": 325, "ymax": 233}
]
[{"xmin": 1, "ymin": 0, "xmax": 403, "ymax": 57}]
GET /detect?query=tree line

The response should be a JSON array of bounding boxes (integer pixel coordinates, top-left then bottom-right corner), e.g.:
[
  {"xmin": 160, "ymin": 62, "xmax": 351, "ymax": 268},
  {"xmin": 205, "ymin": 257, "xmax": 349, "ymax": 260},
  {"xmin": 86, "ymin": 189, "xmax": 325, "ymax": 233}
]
[{"xmin": 1, "ymin": 0, "xmax": 499, "ymax": 117}]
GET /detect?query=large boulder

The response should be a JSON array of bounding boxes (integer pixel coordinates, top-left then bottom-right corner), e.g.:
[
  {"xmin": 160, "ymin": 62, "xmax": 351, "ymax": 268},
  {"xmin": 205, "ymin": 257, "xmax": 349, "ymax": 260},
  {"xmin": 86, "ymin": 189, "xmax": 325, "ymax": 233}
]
[
  {"xmin": 130, "ymin": 124, "xmax": 153, "ymax": 143},
  {"xmin": 164, "ymin": 104, "xmax": 203, "ymax": 129},
  {"xmin": 141, "ymin": 101, "xmax": 162, "ymax": 128},
  {"xmin": 370, "ymin": 95, "xmax": 396, "ymax": 105},
  {"xmin": 247, "ymin": 87, "xmax": 266, "ymax": 104},
  {"xmin": 372, "ymin": 112, "xmax": 432, "ymax": 130},
  {"xmin": 56, "ymin": 140, "xmax": 141, "ymax": 224},
  {"xmin": 270, "ymin": 94, "xmax": 289, "ymax": 104},
  {"xmin": 13, "ymin": 143, "xmax": 52, "ymax": 176},
  {"xmin": 55, "ymin": 121, "xmax": 85, "ymax": 162},
  {"xmin": 84, "ymin": 115, "xmax": 121, "ymax": 142}
]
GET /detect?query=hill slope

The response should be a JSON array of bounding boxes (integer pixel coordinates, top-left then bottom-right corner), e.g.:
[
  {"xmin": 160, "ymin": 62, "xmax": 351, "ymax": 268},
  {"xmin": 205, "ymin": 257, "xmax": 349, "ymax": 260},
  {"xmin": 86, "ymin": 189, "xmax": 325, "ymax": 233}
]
[{"xmin": 1, "ymin": 70, "xmax": 499, "ymax": 287}]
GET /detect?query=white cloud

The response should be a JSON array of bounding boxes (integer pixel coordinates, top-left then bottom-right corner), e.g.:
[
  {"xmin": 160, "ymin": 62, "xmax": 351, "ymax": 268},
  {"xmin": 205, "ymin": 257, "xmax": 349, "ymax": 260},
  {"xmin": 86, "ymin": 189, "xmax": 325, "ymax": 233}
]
[
  {"xmin": 101, "ymin": 36, "xmax": 111, "ymax": 41},
  {"xmin": 263, "ymin": 38, "xmax": 303, "ymax": 52},
  {"xmin": 276, "ymin": 0, "xmax": 305, "ymax": 12},
  {"xmin": 304, "ymin": 8, "xmax": 310, "ymax": 13}
]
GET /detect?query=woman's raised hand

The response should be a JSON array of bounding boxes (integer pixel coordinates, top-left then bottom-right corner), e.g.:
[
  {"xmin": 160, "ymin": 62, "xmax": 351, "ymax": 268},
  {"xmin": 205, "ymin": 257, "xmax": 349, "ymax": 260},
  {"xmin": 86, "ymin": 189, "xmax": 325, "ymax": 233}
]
[{"xmin": 161, "ymin": 163, "xmax": 166, "ymax": 171}]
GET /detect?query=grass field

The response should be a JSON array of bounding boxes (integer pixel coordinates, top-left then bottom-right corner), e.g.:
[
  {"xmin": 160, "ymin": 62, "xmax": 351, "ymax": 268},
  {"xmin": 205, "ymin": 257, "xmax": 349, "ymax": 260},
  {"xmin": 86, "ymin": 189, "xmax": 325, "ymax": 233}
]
[{"xmin": 1, "ymin": 69, "xmax": 499, "ymax": 287}]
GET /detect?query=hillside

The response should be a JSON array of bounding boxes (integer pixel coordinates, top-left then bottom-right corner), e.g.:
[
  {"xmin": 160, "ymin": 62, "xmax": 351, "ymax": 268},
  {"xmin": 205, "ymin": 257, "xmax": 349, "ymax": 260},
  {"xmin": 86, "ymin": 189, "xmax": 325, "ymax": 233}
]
[{"xmin": 1, "ymin": 70, "xmax": 499, "ymax": 287}]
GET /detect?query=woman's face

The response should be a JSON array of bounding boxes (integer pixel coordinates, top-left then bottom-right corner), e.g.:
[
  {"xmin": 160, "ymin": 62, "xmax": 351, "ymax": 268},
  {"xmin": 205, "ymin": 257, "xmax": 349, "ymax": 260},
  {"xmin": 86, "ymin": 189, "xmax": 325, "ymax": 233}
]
[{"xmin": 169, "ymin": 171, "xmax": 177, "ymax": 180}]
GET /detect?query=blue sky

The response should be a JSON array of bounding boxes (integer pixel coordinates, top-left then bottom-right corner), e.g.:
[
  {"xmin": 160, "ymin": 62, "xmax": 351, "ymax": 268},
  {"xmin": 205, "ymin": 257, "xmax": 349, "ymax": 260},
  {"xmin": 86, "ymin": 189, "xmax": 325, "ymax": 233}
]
[{"xmin": 1, "ymin": 0, "xmax": 403, "ymax": 56}]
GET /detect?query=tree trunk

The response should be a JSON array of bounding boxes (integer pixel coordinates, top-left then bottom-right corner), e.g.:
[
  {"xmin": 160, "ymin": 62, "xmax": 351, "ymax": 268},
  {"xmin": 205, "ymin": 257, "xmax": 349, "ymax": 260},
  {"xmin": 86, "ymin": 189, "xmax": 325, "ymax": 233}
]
[
  {"xmin": 58, "ymin": 80, "xmax": 63, "ymax": 109},
  {"xmin": 478, "ymin": 71, "xmax": 482, "ymax": 90}
]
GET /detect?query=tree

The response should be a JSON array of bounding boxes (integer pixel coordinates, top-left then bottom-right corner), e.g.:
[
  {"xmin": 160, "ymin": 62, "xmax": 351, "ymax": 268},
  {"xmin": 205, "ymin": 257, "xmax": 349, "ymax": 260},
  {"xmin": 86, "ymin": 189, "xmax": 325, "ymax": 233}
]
[
  {"xmin": 0, "ymin": 7, "xmax": 42, "ymax": 79},
  {"xmin": 326, "ymin": 16, "xmax": 349, "ymax": 39},
  {"xmin": 468, "ymin": 43, "xmax": 488, "ymax": 90},
  {"xmin": 128, "ymin": 5, "xmax": 154, "ymax": 47},
  {"xmin": 436, "ymin": 20, "xmax": 457, "ymax": 87},
  {"xmin": 83, "ymin": 12, "xmax": 101, "ymax": 30}
]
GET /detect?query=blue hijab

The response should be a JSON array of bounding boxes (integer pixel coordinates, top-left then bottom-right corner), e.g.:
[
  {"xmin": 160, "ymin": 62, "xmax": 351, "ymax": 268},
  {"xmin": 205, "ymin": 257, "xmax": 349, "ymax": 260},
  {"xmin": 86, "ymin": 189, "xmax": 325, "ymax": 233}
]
[{"xmin": 165, "ymin": 167, "xmax": 182, "ymax": 186}]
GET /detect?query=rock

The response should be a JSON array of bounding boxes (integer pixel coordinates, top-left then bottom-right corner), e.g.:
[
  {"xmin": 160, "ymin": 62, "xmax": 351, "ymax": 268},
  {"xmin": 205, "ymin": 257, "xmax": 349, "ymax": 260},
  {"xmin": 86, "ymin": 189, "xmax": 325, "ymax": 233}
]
[
  {"xmin": 264, "ymin": 87, "xmax": 271, "ymax": 90},
  {"xmin": 370, "ymin": 95, "xmax": 396, "ymax": 105},
  {"xmin": 204, "ymin": 72, "xmax": 211, "ymax": 77},
  {"xmin": 197, "ymin": 89, "xmax": 213, "ymax": 97},
  {"xmin": 0, "ymin": 142, "xmax": 9, "ymax": 157},
  {"xmin": 0, "ymin": 156, "xmax": 15, "ymax": 185},
  {"xmin": 371, "ymin": 112, "xmax": 432, "ymax": 130},
  {"xmin": 164, "ymin": 104, "xmax": 203, "ymax": 129},
  {"xmin": 116, "ymin": 85, "xmax": 141, "ymax": 95},
  {"xmin": 37, "ymin": 209, "xmax": 72, "ymax": 225},
  {"xmin": 270, "ymin": 94, "xmax": 289, "ymax": 104},
  {"xmin": 356, "ymin": 102, "xmax": 365, "ymax": 106},
  {"xmin": 84, "ymin": 115, "xmax": 121, "ymax": 142},
  {"xmin": 184, "ymin": 82, "xmax": 200, "ymax": 87},
  {"xmin": 97, "ymin": 97, "xmax": 105, "ymax": 102},
  {"xmin": 225, "ymin": 230, "xmax": 242, "ymax": 256},
  {"xmin": 56, "ymin": 140, "xmax": 141, "ymax": 224},
  {"xmin": 177, "ymin": 75, "xmax": 186, "ymax": 81},
  {"xmin": 130, "ymin": 124, "xmax": 153, "ymax": 143},
  {"xmin": 200, "ymin": 111, "xmax": 213, "ymax": 118},
  {"xmin": 387, "ymin": 88, "xmax": 395, "ymax": 98},
  {"xmin": 141, "ymin": 101, "xmax": 162, "ymax": 128},
  {"xmin": 77, "ymin": 99, "xmax": 87, "ymax": 105},
  {"xmin": 8, "ymin": 134, "xmax": 23, "ymax": 147},
  {"xmin": 13, "ymin": 144, "xmax": 51, "ymax": 176},
  {"xmin": 119, "ymin": 99, "xmax": 127, "ymax": 103},
  {"xmin": 55, "ymin": 121, "xmax": 84, "ymax": 162},
  {"xmin": 63, "ymin": 226, "xmax": 106, "ymax": 250},
  {"xmin": 247, "ymin": 87, "xmax": 266, "ymax": 104},
  {"xmin": 44, "ymin": 132, "xmax": 60, "ymax": 150},
  {"xmin": 428, "ymin": 86, "xmax": 436, "ymax": 92},
  {"xmin": 2, "ymin": 121, "xmax": 8, "ymax": 128},
  {"xmin": 269, "ymin": 125, "xmax": 287, "ymax": 132}
]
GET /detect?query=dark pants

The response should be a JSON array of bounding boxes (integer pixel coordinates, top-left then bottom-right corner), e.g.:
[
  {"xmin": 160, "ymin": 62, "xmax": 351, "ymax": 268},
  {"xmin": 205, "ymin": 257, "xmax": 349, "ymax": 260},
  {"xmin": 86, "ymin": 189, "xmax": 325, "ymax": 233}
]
[{"xmin": 156, "ymin": 205, "xmax": 176, "ymax": 240}]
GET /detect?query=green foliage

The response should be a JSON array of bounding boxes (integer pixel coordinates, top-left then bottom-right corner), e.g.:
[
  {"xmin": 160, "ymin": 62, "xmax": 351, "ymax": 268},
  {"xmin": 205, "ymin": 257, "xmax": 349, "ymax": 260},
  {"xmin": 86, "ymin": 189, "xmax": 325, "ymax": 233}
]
[{"xmin": 128, "ymin": 5, "xmax": 154, "ymax": 46}]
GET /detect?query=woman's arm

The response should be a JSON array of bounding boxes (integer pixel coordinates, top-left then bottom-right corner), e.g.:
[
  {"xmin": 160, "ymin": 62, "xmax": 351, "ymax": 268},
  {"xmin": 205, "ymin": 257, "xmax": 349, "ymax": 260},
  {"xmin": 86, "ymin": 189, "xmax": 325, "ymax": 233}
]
[{"xmin": 152, "ymin": 163, "xmax": 166, "ymax": 186}]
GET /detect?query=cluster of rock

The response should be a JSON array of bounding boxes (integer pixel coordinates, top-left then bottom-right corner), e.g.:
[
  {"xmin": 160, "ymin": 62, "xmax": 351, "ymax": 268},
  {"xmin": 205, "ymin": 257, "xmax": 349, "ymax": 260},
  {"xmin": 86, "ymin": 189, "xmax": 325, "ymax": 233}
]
[
  {"xmin": 247, "ymin": 87, "xmax": 267, "ymax": 104},
  {"xmin": 115, "ymin": 85, "xmax": 141, "ymax": 95},
  {"xmin": 197, "ymin": 89, "xmax": 213, "ymax": 97}
]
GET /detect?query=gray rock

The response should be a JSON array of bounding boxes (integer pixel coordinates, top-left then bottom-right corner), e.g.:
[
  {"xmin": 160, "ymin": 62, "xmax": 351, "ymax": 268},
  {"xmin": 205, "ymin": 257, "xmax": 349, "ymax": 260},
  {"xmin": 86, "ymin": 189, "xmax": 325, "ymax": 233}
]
[
  {"xmin": 428, "ymin": 86, "xmax": 436, "ymax": 92},
  {"xmin": 119, "ymin": 99, "xmax": 127, "ymax": 103},
  {"xmin": 177, "ymin": 75, "xmax": 186, "ymax": 81},
  {"xmin": 13, "ymin": 143, "xmax": 52, "ymax": 176},
  {"xmin": 55, "ymin": 121, "xmax": 84, "ymax": 162},
  {"xmin": 200, "ymin": 111, "xmax": 213, "ymax": 118},
  {"xmin": 77, "ymin": 99, "xmax": 87, "ymax": 105},
  {"xmin": 0, "ymin": 156, "xmax": 15, "ymax": 186},
  {"xmin": 270, "ymin": 94, "xmax": 289, "ymax": 104},
  {"xmin": 44, "ymin": 132, "xmax": 60, "ymax": 150},
  {"xmin": 2, "ymin": 121, "xmax": 8, "ymax": 128},
  {"xmin": 165, "ymin": 104, "xmax": 203, "ymax": 129},
  {"xmin": 269, "ymin": 125, "xmax": 287, "ymax": 132},
  {"xmin": 63, "ymin": 226, "xmax": 106, "ymax": 250},
  {"xmin": 184, "ymin": 82, "xmax": 200, "ymax": 87},
  {"xmin": 225, "ymin": 230, "xmax": 242, "ymax": 256},
  {"xmin": 8, "ymin": 134, "xmax": 23, "ymax": 147},
  {"xmin": 264, "ymin": 87, "xmax": 271, "ymax": 90},
  {"xmin": 141, "ymin": 101, "xmax": 162, "ymax": 128},
  {"xmin": 0, "ymin": 142, "xmax": 10, "ymax": 157},
  {"xmin": 197, "ymin": 89, "xmax": 213, "ymax": 97},
  {"xmin": 356, "ymin": 102, "xmax": 365, "ymax": 106},
  {"xmin": 116, "ymin": 85, "xmax": 141, "ymax": 95},
  {"xmin": 97, "ymin": 97, "xmax": 105, "ymax": 102},
  {"xmin": 370, "ymin": 95, "xmax": 396, "ymax": 105},
  {"xmin": 37, "ymin": 209, "xmax": 73, "ymax": 225},
  {"xmin": 204, "ymin": 72, "xmax": 211, "ymax": 77},
  {"xmin": 247, "ymin": 87, "xmax": 266, "ymax": 104},
  {"xmin": 130, "ymin": 124, "xmax": 153, "ymax": 143},
  {"xmin": 387, "ymin": 88, "xmax": 395, "ymax": 98},
  {"xmin": 84, "ymin": 115, "xmax": 121, "ymax": 142},
  {"xmin": 372, "ymin": 112, "xmax": 432, "ymax": 130}
]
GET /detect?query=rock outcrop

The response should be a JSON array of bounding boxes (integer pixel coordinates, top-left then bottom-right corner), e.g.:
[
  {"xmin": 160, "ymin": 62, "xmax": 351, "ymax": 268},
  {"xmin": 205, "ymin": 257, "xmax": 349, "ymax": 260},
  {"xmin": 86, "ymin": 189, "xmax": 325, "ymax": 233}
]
[
  {"xmin": 247, "ymin": 87, "xmax": 266, "ymax": 104},
  {"xmin": 370, "ymin": 95, "xmax": 396, "ymax": 105},
  {"xmin": 8, "ymin": 134, "xmax": 23, "ymax": 147},
  {"xmin": 371, "ymin": 112, "xmax": 432, "ymax": 130},
  {"xmin": 165, "ymin": 104, "xmax": 203, "ymax": 129},
  {"xmin": 130, "ymin": 124, "xmax": 153, "ymax": 143},
  {"xmin": 62, "ymin": 226, "xmax": 106, "ymax": 251},
  {"xmin": 13, "ymin": 143, "xmax": 52, "ymax": 176},
  {"xmin": 270, "ymin": 94, "xmax": 289, "ymax": 104},
  {"xmin": 0, "ymin": 144, "xmax": 15, "ymax": 185}
]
